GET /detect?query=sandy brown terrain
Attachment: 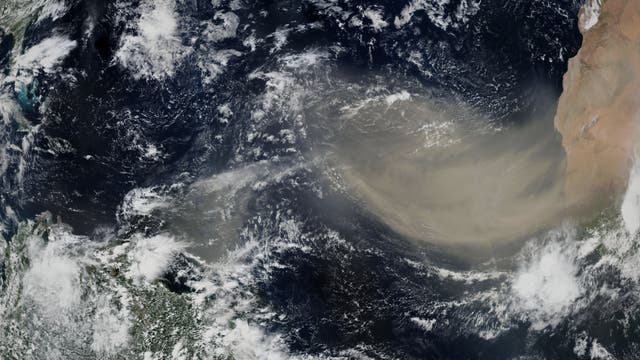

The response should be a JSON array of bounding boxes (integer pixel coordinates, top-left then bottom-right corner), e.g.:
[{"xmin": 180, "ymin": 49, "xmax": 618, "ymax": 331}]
[{"xmin": 555, "ymin": 0, "xmax": 640, "ymax": 206}]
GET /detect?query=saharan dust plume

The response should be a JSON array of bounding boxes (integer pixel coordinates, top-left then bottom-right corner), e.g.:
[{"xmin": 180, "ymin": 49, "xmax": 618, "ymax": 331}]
[{"xmin": 320, "ymin": 91, "xmax": 583, "ymax": 256}]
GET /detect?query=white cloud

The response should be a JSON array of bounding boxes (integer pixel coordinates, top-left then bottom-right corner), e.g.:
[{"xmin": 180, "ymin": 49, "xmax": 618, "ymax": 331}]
[
  {"xmin": 36, "ymin": 1, "xmax": 68, "ymax": 23},
  {"xmin": 90, "ymin": 291, "xmax": 131, "ymax": 354},
  {"xmin": 202, "ymin": 11, "xmax": 240, "ymax": 42},
  {"xmin": 15, "ymin": 35, "xmax": 77, "ymax": 74},
  {"xmin": 22, "ymin": 227, "xmax": 86, "ymax": 314},
  {"xmin": 127, "ymin": 233, "xmax": 188, "ymax": 284},
  {"xmin": 579, "ymin": 0, "xmax": 603, "ymax": 32},
  {"xmin": 590, "ymin": 339, "xmax": 615, "ymax": 360},
  {"xmin": 394, "ymin": 0, "xmax": 479, "ymax": 30},
  {"xmin": 116, "ymin": 0, "xmax": 190, "ymax": 80},
  {"xmin": 120, "ymin": 186, "xmax": 172, "ymax": 220},
  {"xmin": 621, "ymin": 159, "xmax": 640, "ymax": 235},
  {"xmin": 363, "ymin": 8, "xmax": 388, "ymax": 31},
  {"xmin": 511, "ymin": 237, "xmax": 582, "ymax": 330}
]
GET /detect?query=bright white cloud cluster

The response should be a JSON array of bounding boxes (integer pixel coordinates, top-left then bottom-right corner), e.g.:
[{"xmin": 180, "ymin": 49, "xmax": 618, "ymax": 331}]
[
  {"xmin": 14, "ymin": 35, "xmax": 77, "ymax": 74},
  {"xmin": 511, "ymin": 238, "xmax": 582, "ymax": 330},
  {"xmin": 36, "ymin": 0, "xmax": 68, "ymax": 23},
  {"xmin": 126, "ymin": 233, "xmax": 188, "ymax": 284},
  {"xmin": 120, "ymin": 186, "xmax": 172, "ymax": 220},
  {"xmin": 22, "ymin": 227, "xmax": 85, "ymax": 314},
  {"xmin": 116, "ymin": 0, "xmax": 190, "ymax": 80},
  {"xmin": 579, "ymin": 0, "xmax": 603, "ymax": 32}
]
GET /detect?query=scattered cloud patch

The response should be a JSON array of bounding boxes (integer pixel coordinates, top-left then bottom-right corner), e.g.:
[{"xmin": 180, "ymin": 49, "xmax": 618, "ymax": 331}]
[
  {"xmin": 127, "ymin": 233, "xmax": 188, "ymax": 284},
  {"xmin": 116, "ymin": 0, "xmax": 190, "ymax": 80},
  {"xmin": 14, "ymin": 35, "xmax": 77, "ymax": 75},
  {"xmin": 512, "ymin": 238, "xmax": 582, "ymax": 330},
  {"xmin": 362, "ymin": 8, "xmax": 388, "ymax": 31}
]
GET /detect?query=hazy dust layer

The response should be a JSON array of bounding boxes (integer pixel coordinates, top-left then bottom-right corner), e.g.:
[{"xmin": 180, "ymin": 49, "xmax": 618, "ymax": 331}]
[{"xmin": 324, "ymin": 94, "xmax": 576, "ymax": 254}]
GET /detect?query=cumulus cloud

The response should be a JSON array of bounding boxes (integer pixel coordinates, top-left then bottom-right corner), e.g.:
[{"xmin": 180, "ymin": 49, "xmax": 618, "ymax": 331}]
[
  {"xmin": 127, "ymin": 233, "xmax": 188, "ymax": 284},
  {"xmin": 15, "ymin": 35, "xmax": 77, "ymax": 74},
  {"xmin": 115, "ymin": 0, "xmax": 190, "ymax": 80},
  {"xmin": 511, "ymin": 238, "xmax": 582, "ymax": 330}
]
